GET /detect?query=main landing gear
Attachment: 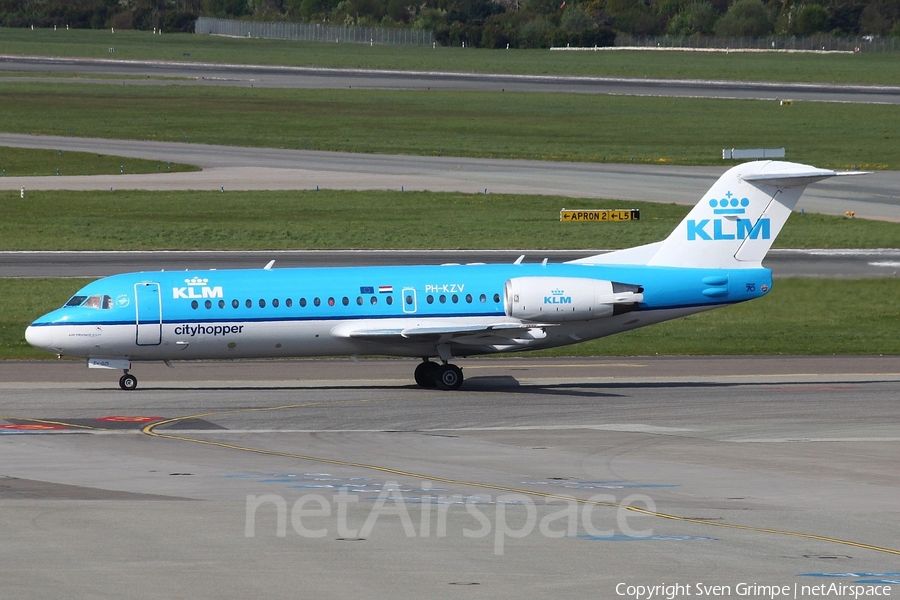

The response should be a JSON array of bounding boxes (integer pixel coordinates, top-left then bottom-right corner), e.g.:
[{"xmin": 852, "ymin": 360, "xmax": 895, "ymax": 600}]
[
  {"xmin": 414, "ymin": 359, "xmax": 463, "ymax": 391},
  {"xmin": 119, "ymin": 370, "xmax": 138, "ymax": 391}
]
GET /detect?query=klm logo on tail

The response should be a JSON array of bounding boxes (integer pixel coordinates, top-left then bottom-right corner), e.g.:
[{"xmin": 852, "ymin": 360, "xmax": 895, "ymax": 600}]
[
  {"xmin": 687, "ymin": 218, "xmax": 771, "ymax": 241},
  {"xmin": 687, "ymin": 194, "xmax": 771, "ymax": 241}
]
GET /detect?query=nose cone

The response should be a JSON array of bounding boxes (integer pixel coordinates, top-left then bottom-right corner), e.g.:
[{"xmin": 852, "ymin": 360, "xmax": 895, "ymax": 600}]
[{"xmin": 25, "ymin": 325, "xmax": 56, "ymax": 352}]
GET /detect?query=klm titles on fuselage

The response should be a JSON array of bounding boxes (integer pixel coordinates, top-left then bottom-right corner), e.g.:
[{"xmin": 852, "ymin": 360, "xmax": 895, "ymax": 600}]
[{"xmin": 172, "ymin": 277, "xmax": 224, "ymax": 300}]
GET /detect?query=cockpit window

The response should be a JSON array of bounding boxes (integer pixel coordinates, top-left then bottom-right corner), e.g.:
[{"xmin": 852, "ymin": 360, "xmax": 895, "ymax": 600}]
[
  {"xmin": 65, "ymin": 295, "xmax": 88, "ymax": 307},
  {"xmin": 79, "ymin": 295, "xmax": 113, "ymax": 309}
]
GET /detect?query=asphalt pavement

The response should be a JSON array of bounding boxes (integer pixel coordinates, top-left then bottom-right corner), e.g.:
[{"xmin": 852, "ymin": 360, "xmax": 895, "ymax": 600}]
[
  {"xmin": 2, "ymin": 134, "xmax": 898, "ymax": 220},
  {"xmin": 3, "ymin": 55, "xmax": 900, "ymax": 103}
]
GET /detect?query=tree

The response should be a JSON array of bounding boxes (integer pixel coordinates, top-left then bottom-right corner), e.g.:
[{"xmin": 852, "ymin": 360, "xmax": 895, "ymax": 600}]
[
  {"xmin": 714, "ymin": 0, "xmax": 773, "ymax": 36},
  {"xmin": 666, "ymin": 0, "xmax": 718, "ymax": 34},
  {"xmin": 826, "ymin": 0, "xmax": 864, "ymax": 34},
  {"xmin": 559, "ymin": 4, "xmax": 594, "ymax": 33},
  {"xmin": 794, "ymin": 3, "xmax": 830, "ymax": 34},
  {"xmin": 481, "ymin": 11, "xmax": 519, "ymax": 47},
  {"xmin": 859, "ymin": 1, "xmax": 891, "ymax": 34}
]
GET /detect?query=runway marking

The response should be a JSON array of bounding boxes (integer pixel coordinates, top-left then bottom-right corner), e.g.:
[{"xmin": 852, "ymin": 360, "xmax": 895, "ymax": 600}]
[
  {"xmin": 94, "ymin": 415, "xmax": 162, "ymax": 423},
  {"xmin": 463, "ymin": 362, "xmax": 648, "ymax": 369},
  {"xmin": 731, "ymin": 437, "xmax": 900, "ymax": 443},
  {"xmin": 0, "ymin": 423, "xmax": 70, "ymax": 431},
  {"xmin": 164, "ymin": 424, "xmax": 695, "ymax": 434},
  {"xmin": 135, "ymin": 404, "xmax": 900, "ymax": 557},
  {"xmin": 0, "ymin": 416, "xmax": 110, "ymax": 431}
]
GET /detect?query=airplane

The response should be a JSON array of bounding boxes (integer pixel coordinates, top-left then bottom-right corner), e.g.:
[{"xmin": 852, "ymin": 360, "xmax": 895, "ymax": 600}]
[{"xmin": 25, "ymin": 161, "xmax": 862, "ymax": 391}]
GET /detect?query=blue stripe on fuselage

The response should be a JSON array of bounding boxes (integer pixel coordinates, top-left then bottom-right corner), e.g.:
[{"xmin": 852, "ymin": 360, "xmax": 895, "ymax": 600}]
[{"xmin": 29, "ymin": 263, "xmax": 773, "ymax": 327}]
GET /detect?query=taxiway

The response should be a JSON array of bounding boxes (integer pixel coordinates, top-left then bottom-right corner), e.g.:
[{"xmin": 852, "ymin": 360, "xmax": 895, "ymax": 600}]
[{"xmin": 1, "ymin": 356, "xmax": 898, "ymax": 599}]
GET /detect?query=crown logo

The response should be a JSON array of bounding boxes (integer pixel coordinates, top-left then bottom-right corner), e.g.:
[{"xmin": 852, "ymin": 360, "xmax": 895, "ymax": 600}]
[
  {"xmin": 551, "ymin": 288, "xmax": 565, "ymax": 295},
  {"xmin": 709, "ymin": 191, "xmax": 750, "ymax": 215},
  {"xmin": 185, "ymin": 277, "xmax": 209, "ymax": 285}
]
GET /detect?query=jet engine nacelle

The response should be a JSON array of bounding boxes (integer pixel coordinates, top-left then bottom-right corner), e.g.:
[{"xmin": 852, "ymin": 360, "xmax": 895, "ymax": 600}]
[{"xmin": 504, "ymin": 277, "xmax": 643, "ymax": 322}]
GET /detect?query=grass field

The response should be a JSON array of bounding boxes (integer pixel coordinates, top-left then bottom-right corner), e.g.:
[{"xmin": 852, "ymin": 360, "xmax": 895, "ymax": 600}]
[
  {"xmin": 0, "ymin": 147, "xmax": 197, "ymax": 176},
  {"xmin": 2, "ymin": 189, "xmax": 897, "ymax": 250},
  {"xmin": 3, "ymin": 277, "xmax": 897, "ymax": 360},
  {"xmin": 2, "ymin": 28, "xmax": 900, "ymax": 85},
  {"xmin": 0, "ymin": 83, "xmax": 896, "ymax": 168}
]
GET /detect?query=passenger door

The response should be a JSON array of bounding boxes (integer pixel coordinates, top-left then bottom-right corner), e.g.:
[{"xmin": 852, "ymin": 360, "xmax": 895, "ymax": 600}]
[{"xmin": 135, "ymin": 282, "xmax": 162, "ymax": 346}]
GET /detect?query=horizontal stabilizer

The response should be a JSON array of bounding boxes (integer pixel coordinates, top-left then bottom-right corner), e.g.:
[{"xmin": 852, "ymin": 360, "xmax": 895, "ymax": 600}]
[{"xmin": 740, "ymin": 167, "xmax": 868, "ymax": 188}]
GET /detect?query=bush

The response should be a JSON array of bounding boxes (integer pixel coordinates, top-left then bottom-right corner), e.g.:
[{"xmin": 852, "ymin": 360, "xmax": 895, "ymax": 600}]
[
  {"xmin": 162, "ymin": 11, "xmax": 198, "ymax": 33},
  {"xmin": 552, "ymin": 25, "xmax": 616, "ymax": 46}
]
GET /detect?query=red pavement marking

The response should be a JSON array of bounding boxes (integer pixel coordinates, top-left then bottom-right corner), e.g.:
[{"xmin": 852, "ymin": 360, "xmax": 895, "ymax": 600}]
[
  {"xmin": 0, "ymin": 423, "xmax": 69, "ymax": 430},
  {"xmin": 94, "ymin": 416, "xmax": 163, "ymax": 423}
]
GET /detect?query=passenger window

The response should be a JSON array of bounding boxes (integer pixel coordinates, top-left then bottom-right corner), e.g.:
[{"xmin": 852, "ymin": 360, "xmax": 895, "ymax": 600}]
[
  {"xmin": 191, "ymin": 300, "xmax": 199, "ymax": 309},
  {"xmin": 232, "ymin": 299, "xmax": 239, "ymax": 309},
  {"xmin": 479, "ymin": 294, "xmax": 486, "ymax": 303},
  {"xmin": 286, "ymin": 298, "xmax": 293, "ymax": 308},
  {"xmin": 466, "ymin": 294, "xmax": 473, "ymax": 303},
  {"xmin": 314, "ymin": 298, "xmax": 321, "ymax": 307},
  {"xmin": 246, "ymin": 299, "xmax": 252, "ymax": 308},
  {"xmin": 386, "ymin": 296, "xmax": 393, "ymax": 305},
  {"xmin": 300, "ymin": 298, "xmax": 308, "ymax": 307},
  {"xmin": 205, "ymin": 300, "xmax": 212, "ymax": 309},
  {"xmin": 356, "ymin": 296, "xmax": 363, "ymax": 306},
  {"xmin": 439, "ymin": 295, "xmax": 446, "ymax": 303},
  {"xmin": 426, "ymin": 295, "xmax": 434, "ymax": 304},
  {"xmin": 452, "ymin": 294, "xmax": 458, "ymax": 303},
  {"xmin": 218, "ymin": 300, "xmax": 225, "ymax": 309},
  {"xmin": 493, "ymin": 293, "xmax": 501, "ymax": 302},
  {"xmin": 327, "ymin": 297, "xmax": 335, "ymax": 307},
  {"xmin": 405, "ymin": 294, "xmax": 413, "ymax": 305},
  {"xmin": 370, "ymin": 296, "xmax": 377, "ymax": 305},
  {"xmin": 273, "ymin": 298, "xmax": 279, "ymax": 308},
  {"xmin": 342, "ymin": 297, "xmax": 349, "ymax": 306}
]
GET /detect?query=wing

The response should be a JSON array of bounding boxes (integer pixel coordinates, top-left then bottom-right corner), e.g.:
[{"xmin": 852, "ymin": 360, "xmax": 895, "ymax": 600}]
[{"xmin": 332, "ymin": 320, "xmax": 556, "ymax": 349}]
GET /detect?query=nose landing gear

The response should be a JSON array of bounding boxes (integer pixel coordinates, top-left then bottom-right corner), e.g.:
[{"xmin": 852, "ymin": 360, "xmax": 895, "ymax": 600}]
[
  {"xmin": 414, "ymin": 359, "xmax": 463, "ymax": 390},
  {"xmin": 119, "ymin": 370, "xmax": 138, "ymax": 391}
]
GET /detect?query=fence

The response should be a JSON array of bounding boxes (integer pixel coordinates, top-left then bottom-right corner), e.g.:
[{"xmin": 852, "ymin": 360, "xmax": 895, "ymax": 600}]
[
  {"xmin": 612, "ymin": 33, "xmax": 899, "ymax": 53},
  {"xmin": 195, "ymin": 17, "xmax": 434, "ymax": 46}
]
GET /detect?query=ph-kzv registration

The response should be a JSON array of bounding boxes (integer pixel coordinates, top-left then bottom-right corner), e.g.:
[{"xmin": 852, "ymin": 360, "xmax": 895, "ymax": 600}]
[{"xmin": 616, "ymin": 582, "xmax": 893, "ymax": 599}]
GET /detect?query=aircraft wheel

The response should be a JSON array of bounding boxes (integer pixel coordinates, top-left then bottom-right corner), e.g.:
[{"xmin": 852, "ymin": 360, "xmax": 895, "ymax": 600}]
[
  {"xmin": 414, "ymin": 361, "xmax": 440, "ymax": 388},
  {"xmin": 435, "ymin": 364, "xmax": 463, "ymax": 391},
  {"xmin": 119, "ymin": 373, "xmax": 138, "ymax": 391}
]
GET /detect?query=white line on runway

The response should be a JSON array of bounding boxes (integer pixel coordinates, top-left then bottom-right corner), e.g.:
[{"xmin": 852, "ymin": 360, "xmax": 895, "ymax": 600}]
[
  {"xmin": 132, "ymin": 424, "xmax": 698, "ymax": 434},
  {"xmin": 3, "ymin": 372, "xmax": 900, "ymax": 390},
  {"xmin": 730, "ymin": 437, "xmax": 900, "ymax": 443}
]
